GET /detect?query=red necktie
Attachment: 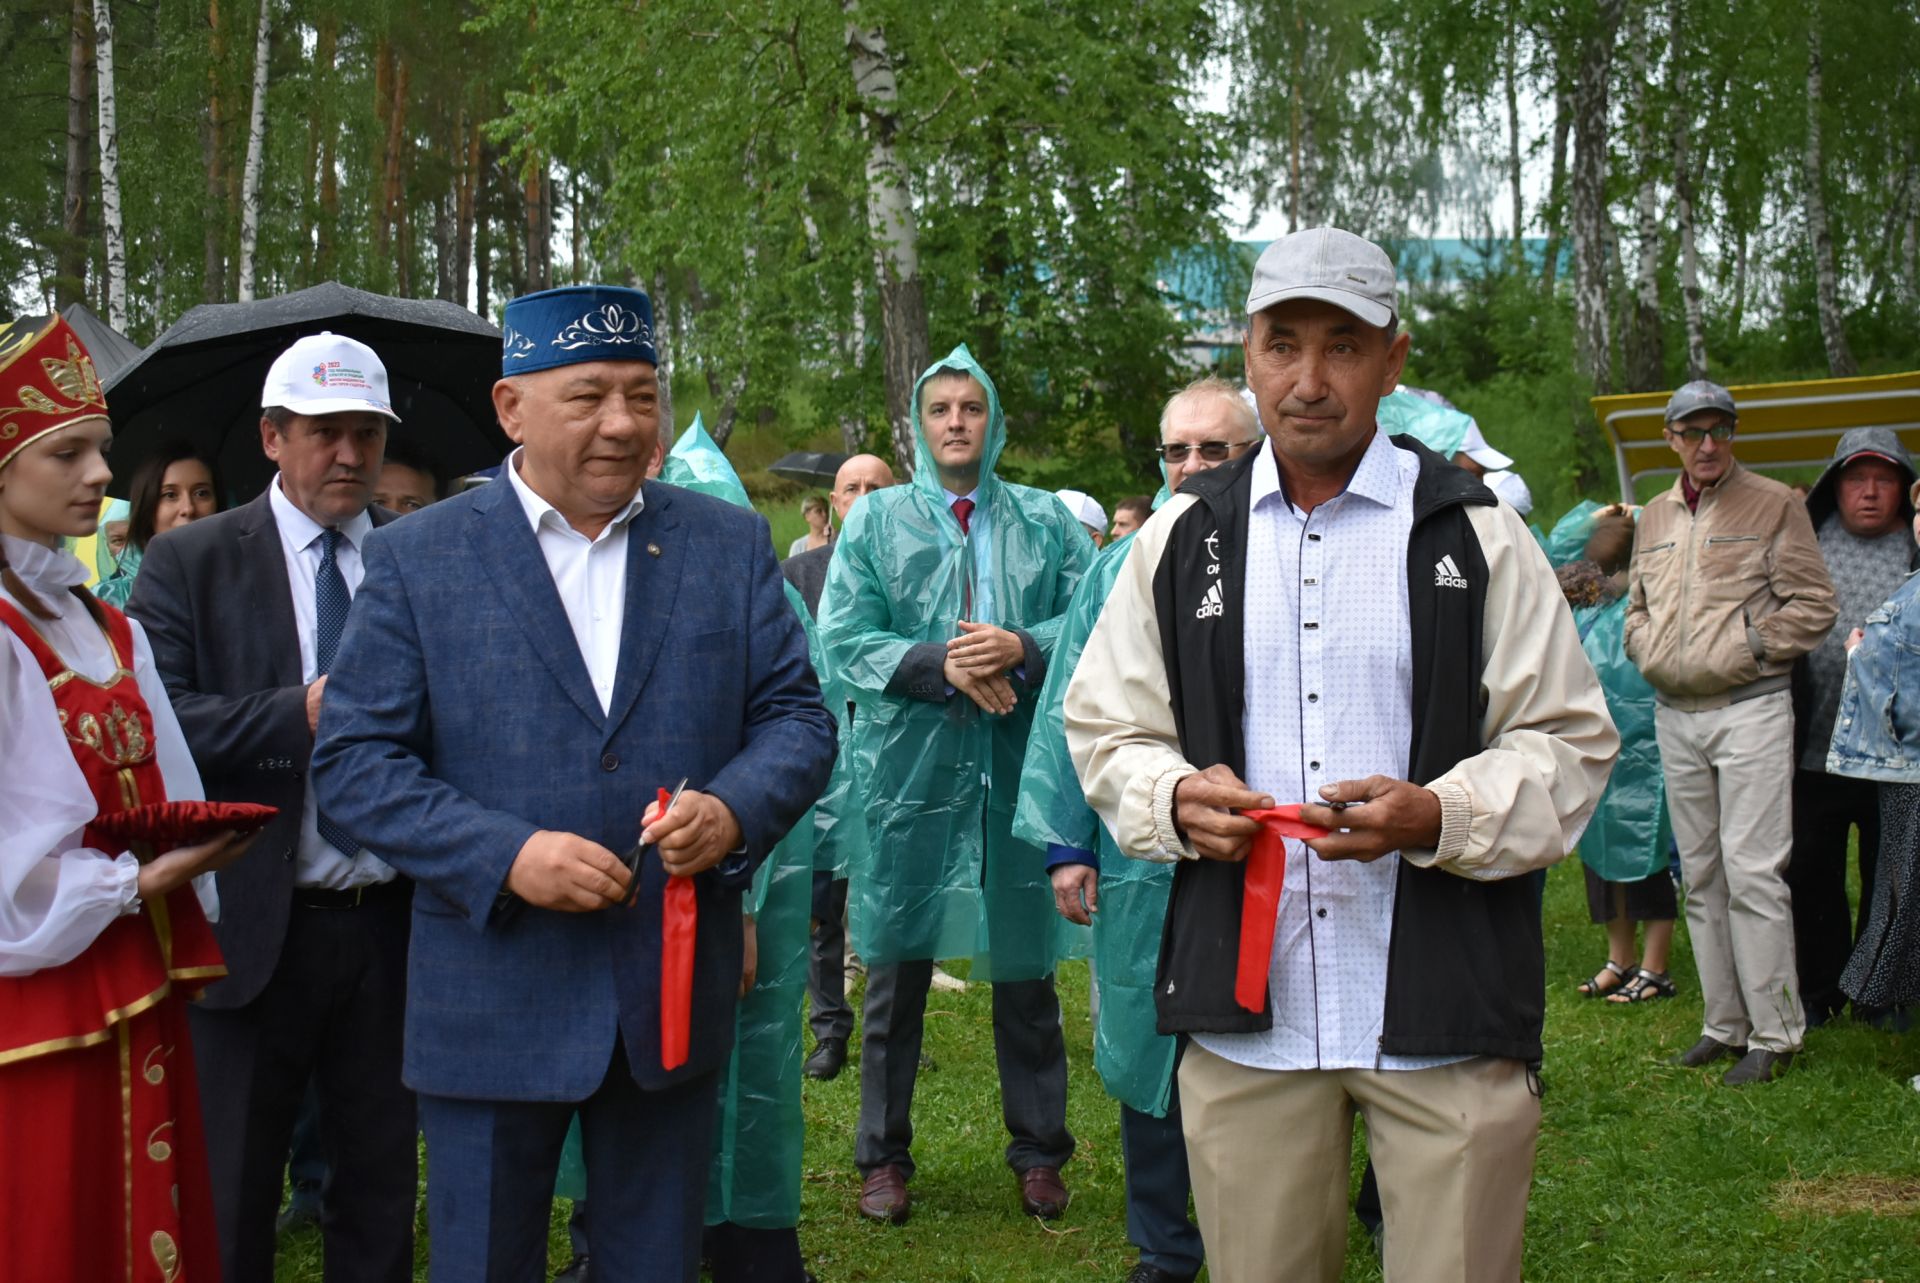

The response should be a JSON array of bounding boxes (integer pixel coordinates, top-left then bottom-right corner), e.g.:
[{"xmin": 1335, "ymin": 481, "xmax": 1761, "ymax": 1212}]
[
  {"xmin": 657, "ymin": 786, "xmax": 698, "ymax": 1070},
  {"xmin": 951, "ymin": 497, "xmax": 974, "ymax": 534},
  {"xmin": 1233, "ymin": 805, "xmax": 1332, "ymax": 1013}
]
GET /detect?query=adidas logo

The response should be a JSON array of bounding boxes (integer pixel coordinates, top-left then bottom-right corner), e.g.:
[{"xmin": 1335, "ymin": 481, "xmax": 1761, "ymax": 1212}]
[
  {"xmin": 1434, "ymin": 554, "xmax": 1468, "ymax": 590},
  {"xmin": 1195, "ymin": 580, "xmax": 1225, "ymax": 619}
]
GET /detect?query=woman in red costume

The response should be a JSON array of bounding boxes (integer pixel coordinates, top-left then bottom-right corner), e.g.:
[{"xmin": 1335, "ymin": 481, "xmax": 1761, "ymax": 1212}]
[{"xmin": 0, "ymin": 316, "xmax": 254, "ymax": 1282}]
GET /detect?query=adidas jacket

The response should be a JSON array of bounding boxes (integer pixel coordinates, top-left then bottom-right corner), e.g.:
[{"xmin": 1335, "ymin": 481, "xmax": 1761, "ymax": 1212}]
[{"xmin": 1064, "ymin": 437, "xmax": 1618, "ymax": 1059}]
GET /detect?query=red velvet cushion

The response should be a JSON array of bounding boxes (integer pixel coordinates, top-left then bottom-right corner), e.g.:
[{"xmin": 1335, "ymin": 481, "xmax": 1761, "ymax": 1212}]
[{"xmin": 90, "ymin": 801, "xmax": 279, "ymax": 850}]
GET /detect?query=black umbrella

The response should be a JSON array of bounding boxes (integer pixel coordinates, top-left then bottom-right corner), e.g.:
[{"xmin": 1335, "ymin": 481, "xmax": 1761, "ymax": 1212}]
[
  {"xmin": 102, "ymin": 281, "xmax": 508, "ymax": 502},
  {"xmin": 768, "ymin": 450, "xmax": 848, "ymax": 487},
  {"xmin": 61, "ymin": 303, "xmax": 144, "ymax": 384}
]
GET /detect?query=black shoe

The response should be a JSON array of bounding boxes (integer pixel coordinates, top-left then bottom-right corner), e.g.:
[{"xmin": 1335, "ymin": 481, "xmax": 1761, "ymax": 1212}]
[
  {"xmin": 275, "ymin": 1186, "xmax": 321, "ymax": 1236},
  {"xmin": 1673, "ymin": 1036, "xmax": 1746, "ymax": 1067},
  {"xmin": 1723, "ymin": 1048, "xmax": 1795, "ymax": 1086},
  {"xmin": 804, "ymin": 1037, "xmax": 848, "ymax": 1081},
  {"xmin": 553, "ymin": 1255, "xmax": 589, "ymax": 1282},
  {"xmin": 1124, "ymin": 1264, "xmax": 1196, "ymax": 1283}
]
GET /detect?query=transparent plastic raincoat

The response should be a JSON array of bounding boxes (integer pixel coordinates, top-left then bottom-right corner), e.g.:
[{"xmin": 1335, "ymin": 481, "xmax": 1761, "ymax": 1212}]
[
  {"xmin": 1012, "ymin": 483, "xmax": 1177, "ymax": 1116},
  {"xmin": 819, "ymin": 344, "xmax": 1094, "ymax": 981},
  {"xmin": 1574, "ymin": 597, "xmax": 1672, "ymax": 883}
]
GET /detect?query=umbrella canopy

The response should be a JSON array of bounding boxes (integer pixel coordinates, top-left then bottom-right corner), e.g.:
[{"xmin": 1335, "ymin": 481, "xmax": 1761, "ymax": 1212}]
[
  {"xmin": 1592, "ymin": 370, "xmax": 1920, "ymax": 500},
  {"xmin": 61, "ymin": 303, "xmax": 144, "ymax": 384},
  {"xmin": 102, "ymin": 281, "xmax": 509, "ymax": 502},
  {"xmin": 768, "ymin": 450, "xmax": 848, "ymax": 487}
]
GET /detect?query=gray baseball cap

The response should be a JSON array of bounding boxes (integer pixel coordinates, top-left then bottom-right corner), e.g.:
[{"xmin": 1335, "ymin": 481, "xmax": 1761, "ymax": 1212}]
[
  {"xmin": 1663, "ymin": 379, "xmax": 1737, "ymax": 423},
  {"xmin": 1245, "ymin": 228, "xmax": 1398, "ymax": 329}
]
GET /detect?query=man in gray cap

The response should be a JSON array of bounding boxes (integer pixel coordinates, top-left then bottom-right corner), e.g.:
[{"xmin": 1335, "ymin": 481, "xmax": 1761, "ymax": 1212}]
[
  {"xmin": 1624, "ymin": 380, "xmax": 1837, "ymax": 1084},
  {"xmin": 1790, "ymin": 427, "xmax": 1918, "ymax": 1025},
  {"xmin": 1064, "ymin": 227, "xmax": 1618, "ymax": 1283}
]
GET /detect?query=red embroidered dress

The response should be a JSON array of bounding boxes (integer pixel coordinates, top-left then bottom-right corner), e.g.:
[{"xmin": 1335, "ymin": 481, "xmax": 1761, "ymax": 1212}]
[{"xmin": 0, "ymin": 599, "xmax": 225, "ymax": 1283}]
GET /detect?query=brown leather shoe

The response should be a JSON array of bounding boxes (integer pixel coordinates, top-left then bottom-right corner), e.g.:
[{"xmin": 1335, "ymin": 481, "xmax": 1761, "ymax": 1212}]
[
  {"xmin": 1019, "ymin": 1165, "xmax": 1070, "ymax": 1219},
  {"xmin": 858, "ymin": 1164, "xmax": 910, "ymax": 1225}
]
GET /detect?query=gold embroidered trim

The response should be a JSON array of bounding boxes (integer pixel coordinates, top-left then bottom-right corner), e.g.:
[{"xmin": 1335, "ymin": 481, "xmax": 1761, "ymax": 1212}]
[
  {"xmin": 119, "ymin": 1022, "xmax": 134, "ymax": 1283},
  {"xmin": 0, "ymin": 981, "xmax": 173, "ymax": 1068},
  {"xmin": 150, "ymin": 1230, "xmax": 181, "ymax": 1283}
]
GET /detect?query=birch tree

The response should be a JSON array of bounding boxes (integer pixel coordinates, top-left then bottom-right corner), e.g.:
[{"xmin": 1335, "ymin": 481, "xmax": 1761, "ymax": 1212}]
[
  {"xmin": 1625, "ymin": 3, "xmax": 1663, "ymax": 392},
  {"xmin": 1569, "ymin": 0, "xmax": 1623, "ymax": 393},
  {"xmin": 235, "ymin": 0, "xmax": 271, "ymax": 301},
  {"xmin": 1802, "ymin": 21, "xmax": 1857, "ymax": 376},
  {"xmin": 57, "ymin": 0, "xmax": 93, "ymax": 309},
  {"xmin": 1670, "ymin": 0, "xmax": 1708, "ymax": 379},
  {"xmin": 91, "ymin": 0, "xmax": 127, "ymax": 328}
]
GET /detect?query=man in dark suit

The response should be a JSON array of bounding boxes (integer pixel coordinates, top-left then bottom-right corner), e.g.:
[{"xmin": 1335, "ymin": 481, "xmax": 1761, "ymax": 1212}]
[
  {"xmin": 128, "ymin": 332, "xmax": 418, "ymax": 1283},
  {"xmin": 781, "ymin": 451, "xmax": 894, "ymax": 1081},
  {"xmin": 310, "ymin": 284, "xmax": 837, "ymax": 1282}
]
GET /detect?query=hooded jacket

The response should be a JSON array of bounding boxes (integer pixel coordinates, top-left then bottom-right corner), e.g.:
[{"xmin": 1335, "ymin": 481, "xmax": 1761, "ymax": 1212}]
[
  {"xmin": 819, "ymin": 345, "xmax": 1094, "ymax": 980},
  {"xmin": 1803, "ymin": 426, "xmax": 1918, "ymax": 536},
  {"xmin": 1064, "ymin": 435, "xmax": 1617, "ymax": 1059}
]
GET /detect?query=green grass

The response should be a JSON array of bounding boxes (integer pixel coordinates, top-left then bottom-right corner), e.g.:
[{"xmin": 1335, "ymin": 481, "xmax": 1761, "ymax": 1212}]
[{"xmin": 273, "ymin": 857, "xmax": 1918, "ymax": 1281}]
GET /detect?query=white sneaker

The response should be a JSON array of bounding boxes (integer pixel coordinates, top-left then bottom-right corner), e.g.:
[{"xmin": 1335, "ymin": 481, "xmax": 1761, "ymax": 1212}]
[{"xmin": 930, "ymin": 965, "xmax": 969, "ymax": 993}]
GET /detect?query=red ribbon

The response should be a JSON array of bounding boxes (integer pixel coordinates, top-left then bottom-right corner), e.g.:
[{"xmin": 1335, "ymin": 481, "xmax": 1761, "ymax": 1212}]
[
  {"xmin": 1233, "ymin": 805, "xmax": 1332, "ymax": 1013},
  {"xmin": 657, "ymin": 786, "xmax": 698, "ymax": 1070}
]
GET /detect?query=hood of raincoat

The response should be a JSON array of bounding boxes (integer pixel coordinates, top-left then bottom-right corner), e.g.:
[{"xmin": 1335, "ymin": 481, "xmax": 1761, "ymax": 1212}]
[
  {"xmin": 1805, "ymin": 426, "xmax": 1916, "ymax": 533},
  {"xmin": 910, "ymin": 344, "xmax": 1007, "ymax": 505},
  {"xmin": 95, "ymin": 497, "xmax": 135, "ymax": 582},
  {"xmin": 1377, "ymin": 387, "xmax": 1472, "ymax": 459},
  {"xmin": 659, "ymin": 412, "xmax": 755, "ymax": 510}
]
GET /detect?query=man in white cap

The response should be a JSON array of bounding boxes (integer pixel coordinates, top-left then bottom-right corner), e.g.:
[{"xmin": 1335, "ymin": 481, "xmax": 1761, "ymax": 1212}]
[
  {"xmin": 1625, "ymin": 379, "xmax": 1836, "ymax": 1085},
  {"xmin": 1064, "ymin": 227, "xmax": 1617, "ymax": 1283},
  {"xmin": 1451, "ymin": 421, "xmax": 1513, "ymax": 478},
  {"xmin": 1054, "ymin": 488, "xmax": 1109, "ymax": 548},
  {"xmin": 129, "ymin": 332, "xmax": 418, "ymax": 1282}
]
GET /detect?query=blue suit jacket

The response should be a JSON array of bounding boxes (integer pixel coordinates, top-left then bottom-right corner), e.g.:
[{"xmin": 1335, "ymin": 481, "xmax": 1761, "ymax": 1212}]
[{"xmin": 310, "ymin": 476, "xmax": 836, "ymax": 1099}]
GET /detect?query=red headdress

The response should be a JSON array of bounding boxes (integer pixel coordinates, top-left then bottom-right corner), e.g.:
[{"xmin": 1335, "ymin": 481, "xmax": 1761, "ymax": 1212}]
[{"xmin": 0, "ymin": 315, "xmax": 109, "ymax": 473}]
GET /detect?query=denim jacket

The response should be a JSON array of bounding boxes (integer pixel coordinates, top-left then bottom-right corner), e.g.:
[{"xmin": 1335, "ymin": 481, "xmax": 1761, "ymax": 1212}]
[{"xmin": 1827, "ymin": 569, "xmax": 1920, "ymax": 782}]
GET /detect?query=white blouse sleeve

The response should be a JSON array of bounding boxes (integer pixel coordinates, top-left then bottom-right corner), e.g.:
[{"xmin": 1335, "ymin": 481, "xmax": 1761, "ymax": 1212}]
[
  {"xmin": 130, "ymin": 619, "xmax": 219, "ymax": 923},
  {"xmin": 0, "ymin": 630, "xmax": 141, "ymax": 976}
]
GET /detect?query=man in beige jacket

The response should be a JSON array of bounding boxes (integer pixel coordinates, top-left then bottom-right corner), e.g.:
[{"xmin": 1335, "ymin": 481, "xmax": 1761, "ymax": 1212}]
[{"xmin": 1625, "ymin": 379, "xmax": 1837, "ymax": 1085}]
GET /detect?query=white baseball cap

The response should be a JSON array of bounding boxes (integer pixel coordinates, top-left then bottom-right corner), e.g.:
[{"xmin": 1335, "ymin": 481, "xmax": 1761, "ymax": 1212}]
[
  {"xmin": 262, "ymin": 332, "xmax": 401, "ymax": 422},
  {"xmin": 1484, "ymin": 469, "xmax": 1534, "ymax": 517},
  {"xmin": 1459, "ymin": 422, "xmax": 1514, "ymax": 471},
  {"xmin": 1053, "ymin": 488, "xmax": 1108, "ymax": 535},
  {"xmin": 1245, "ymin": 227, "xmax": 1398, "ymax": 329}
]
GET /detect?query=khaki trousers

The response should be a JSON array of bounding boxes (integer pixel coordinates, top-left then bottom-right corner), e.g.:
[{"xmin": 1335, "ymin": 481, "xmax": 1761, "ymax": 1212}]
[
  {"xmin": 1178, "ymin": 1044, "xmax": 1540, "ymax": 1283},
  {"xmin": 1654, "ymin": 689, "xmax": 1806, "ymax": 1053}
]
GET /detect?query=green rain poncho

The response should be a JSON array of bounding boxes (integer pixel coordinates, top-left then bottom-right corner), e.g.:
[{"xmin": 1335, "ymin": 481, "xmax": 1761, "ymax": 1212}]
[
  {"xmin": 819, "ymin": 344, "xmax": 1095, "ymax": 982},
  {"xmin": 92, "ymin": 499, "xmax": 138, "ymax": 608},
  {"xmin": 555, "ymin": 421, "xmax": 815, "ymax": 1229},
  {"xmin": 1012, "ymin": 481, "xmax": 1177, "ymax": 1116},
  {"xmin": 1573, "ymin": 597, "xmax": 1672, "ymax": 884}
]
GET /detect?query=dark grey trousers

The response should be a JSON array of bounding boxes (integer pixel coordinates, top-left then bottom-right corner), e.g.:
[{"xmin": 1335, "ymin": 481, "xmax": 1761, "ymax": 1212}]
[
  {"xmin": 854, "ymin": 959, "xmax": 1075, "ymax": 1180},
  {"xmin": 806, "ymin": 873, "xmax": 853, "ymax": 1042}
]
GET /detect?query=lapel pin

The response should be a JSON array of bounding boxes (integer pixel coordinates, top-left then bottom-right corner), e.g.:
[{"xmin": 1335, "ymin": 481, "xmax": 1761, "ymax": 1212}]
[{"xmin": 647, "ymin": 542, "xmax": 662, "ymax": 557}]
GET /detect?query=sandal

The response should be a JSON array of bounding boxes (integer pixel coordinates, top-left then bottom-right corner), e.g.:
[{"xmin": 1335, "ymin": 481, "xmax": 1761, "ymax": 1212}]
[
  {"xmin": 1578, "ymin": 960, "xmax": 1632, "ymax": 997},
  {"xmin": 1607, "ymin": 968, "xmax": 1676, "ymax": 1003}
]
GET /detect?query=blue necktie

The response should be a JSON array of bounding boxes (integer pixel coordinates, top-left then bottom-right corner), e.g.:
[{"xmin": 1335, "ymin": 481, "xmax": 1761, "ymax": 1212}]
[{"xmin": 314, "ymin": 530, "xmax": 358, "ymax": 857}]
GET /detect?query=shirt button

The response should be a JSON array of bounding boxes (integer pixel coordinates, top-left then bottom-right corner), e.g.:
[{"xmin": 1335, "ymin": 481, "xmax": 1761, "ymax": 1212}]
[
  {"xmin": 601, "ymin": 752, "xmax": 620, "ymax": 772},
  {"xmin": 1307, "ymin": 533, "xmax": 1322, "ymax": 542},
  {"xmin": 1316, "ymin": 907, "xmax": 1328, "ymax": 919},
  {"xmin": 1309, "ymin": 760, "xmax": 1320, "ymax": 770},
  {"xmin": 1308, "ymin": 693, "xmax": 1319, "ymax": 702}
]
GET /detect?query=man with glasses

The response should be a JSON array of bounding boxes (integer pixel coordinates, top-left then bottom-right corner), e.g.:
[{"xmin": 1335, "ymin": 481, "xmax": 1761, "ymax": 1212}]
[{"xmin": 1625, "ymin": 380, "xmax": 1837, "ymax": 1085}]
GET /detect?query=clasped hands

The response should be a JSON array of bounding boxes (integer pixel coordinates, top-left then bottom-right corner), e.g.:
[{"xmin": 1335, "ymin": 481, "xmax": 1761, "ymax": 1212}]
[
  {"xmin": 1172, "ymin": 764, "xmax": 1443, "ymax": 864},
  {"xmin": 505, "ymin": 789, "xmax": 743, "ymax": 912},
  {"xmin": 943, "ymin": 620, "xmax": 1025, "ymax": 715}
]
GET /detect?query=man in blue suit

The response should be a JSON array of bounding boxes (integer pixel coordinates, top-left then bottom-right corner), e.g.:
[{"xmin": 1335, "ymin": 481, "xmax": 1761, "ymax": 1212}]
[{"xmin": 310, "ymin": 284, "xmax": 837, "ymax": 1282}]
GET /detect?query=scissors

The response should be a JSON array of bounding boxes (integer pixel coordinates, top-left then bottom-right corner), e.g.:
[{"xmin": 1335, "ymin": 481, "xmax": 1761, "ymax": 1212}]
[{"xmin": 620, "ymin": 777, "xmax": 688, "ymax": 895}]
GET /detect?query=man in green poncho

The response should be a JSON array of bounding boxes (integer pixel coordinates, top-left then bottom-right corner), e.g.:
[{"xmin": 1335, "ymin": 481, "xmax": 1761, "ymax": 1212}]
[
  {"xmin": 820, "ymin": 344, "xmax": 1095, "ymax": 1225},
  {"xmin": 1014, "ymin": 376, "xmax": 1259, "ymax": 1283}
]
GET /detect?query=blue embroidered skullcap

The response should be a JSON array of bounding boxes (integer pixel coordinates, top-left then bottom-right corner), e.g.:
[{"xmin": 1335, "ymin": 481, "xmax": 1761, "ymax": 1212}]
[{"xmin": 500, "ymin": 285, "xmax": 658, "ymax": 375}]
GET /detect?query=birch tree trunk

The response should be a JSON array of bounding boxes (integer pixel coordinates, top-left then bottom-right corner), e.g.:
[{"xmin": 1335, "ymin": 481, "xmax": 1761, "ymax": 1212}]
[
  {"xmin": 1504, "ymin": 0, "xmax": 1524, "ymax": 252},
  {"xmin": 1570, "ymin": 0, "xmax": 1623, "ymax": 394},
  {"xmin": 1670, "ymin": 0, "xmax": 1708, "ymax": 378},
  {"xmin": 1903, "ymin": 139, "xmax": 1919, "ymax": 310},
  {"xmin": 649, "ymin": 270, "xmax": 674, "ymax": 445},
  {"xmin": 846, "ymin": 8, "xmax": 929, "ymax": 479},
  {"xmin": 58, "ymin": 0, "xmax": 93, "ymax": 310},
  {"xmin": 91, "ymin": 0, "xmax": 126, "ymax": 327},
  {"xmin": 311, "ymin": 17, "xmax": 336, "ymax": 280},
  {"xmin": 1626, "ymin": 4, "xmax": 1663, "ymax": 391},
  {"xmin": 203, "ymin": 0, "xmax": 226, "ymax": 301},
  {"xmin": 1803, "ymin": 24, "xmax": 1858, "ymax": 376},
  {"xmin": 1541, "ymin": 83, "xmax": 1571, "ymax": 291},
  {"xmin": 235, "ymin": 0, "xmax": 271, "ymax": 302},
  {"xmin": 453, "ymin": 113, "xmax": 475, "ymax": 309}
]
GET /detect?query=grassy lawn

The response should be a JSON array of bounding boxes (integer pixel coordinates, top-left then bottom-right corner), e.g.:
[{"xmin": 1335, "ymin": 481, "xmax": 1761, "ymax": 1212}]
[{"xmin": 274, "ymin": 857, "xmax": 1918, "ymax": 1281}]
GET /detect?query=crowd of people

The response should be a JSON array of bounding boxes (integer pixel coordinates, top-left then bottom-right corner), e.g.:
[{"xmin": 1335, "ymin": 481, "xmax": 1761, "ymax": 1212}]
[{"xmin": 0, "ymin": 224, "xmax": 1913, "ymax": 1283}]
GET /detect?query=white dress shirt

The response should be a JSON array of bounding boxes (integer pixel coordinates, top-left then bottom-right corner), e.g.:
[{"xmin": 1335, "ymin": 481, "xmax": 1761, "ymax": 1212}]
[
  {"xmin": 269, "ymin": 477, "xmax": 395, "ymax": 890},
  {"xmin": 0, "ymin": 535, "xmax": 215, "ymax": 975},
  {"xmin": 504, "ymin": 449, "xmax": 644, "ymax": 714},
  {"xmin": 1196, "ymin": 433, "xmax": 1465, "ymax": 1073}
]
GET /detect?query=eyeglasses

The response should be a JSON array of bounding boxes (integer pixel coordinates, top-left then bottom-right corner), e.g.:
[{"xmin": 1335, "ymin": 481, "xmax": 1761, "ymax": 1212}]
[
  {"xmin": 1154, "ymin": 439, "xmax": 1262, "ymax": 464},
  {"xmin": 1666, "ymin": 423, "xmax": 1735, "ymax": 444}
]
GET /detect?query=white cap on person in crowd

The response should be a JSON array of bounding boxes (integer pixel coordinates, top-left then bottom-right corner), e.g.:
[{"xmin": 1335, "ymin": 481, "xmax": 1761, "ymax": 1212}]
[
  {"xmin": 1485, "ymin": 469, "xmax": 1533, "ymax": 517},
  {"xmin": 262, "ymin": 332, "xmax": 402, "ymax": 421},
  {"xmin": 1053, "ymin": 488, "xmax": 1107, "ymax": 536},
  {"xmin": 1245, "ymin": 227, "xmax": 1398, "ymax": 330},
  {"xmin": 1460, "ymin": 422, "xmax": 1514, "ymax": 471}
]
